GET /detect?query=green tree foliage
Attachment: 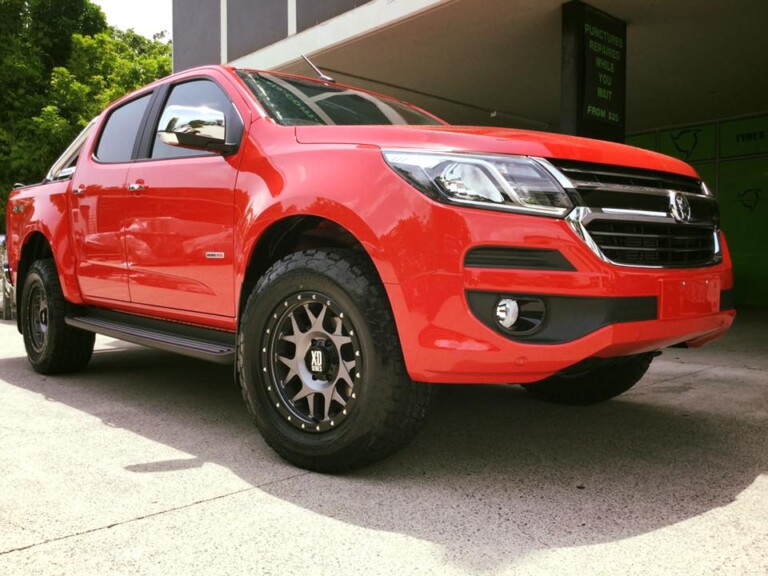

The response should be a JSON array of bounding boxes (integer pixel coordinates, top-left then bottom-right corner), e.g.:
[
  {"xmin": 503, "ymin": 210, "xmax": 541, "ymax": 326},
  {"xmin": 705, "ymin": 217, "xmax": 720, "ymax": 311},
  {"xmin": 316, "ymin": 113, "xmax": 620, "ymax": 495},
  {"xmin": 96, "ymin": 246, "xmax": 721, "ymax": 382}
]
[
  {"xmin": 0, "ymin": 0, "xmax": 172, "ymax": 231},
  {"xmin": 28, "ymin": 0, "xmax": 107, "ymax": 72}
]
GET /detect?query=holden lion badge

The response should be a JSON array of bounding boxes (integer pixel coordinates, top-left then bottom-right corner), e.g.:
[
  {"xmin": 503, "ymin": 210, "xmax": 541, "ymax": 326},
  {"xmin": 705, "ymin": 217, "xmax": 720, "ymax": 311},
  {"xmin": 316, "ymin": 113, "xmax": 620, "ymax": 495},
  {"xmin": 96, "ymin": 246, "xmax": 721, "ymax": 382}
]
[{"xmin": 670, "ymin": 192, "xmax": 692, "ymax": 223}]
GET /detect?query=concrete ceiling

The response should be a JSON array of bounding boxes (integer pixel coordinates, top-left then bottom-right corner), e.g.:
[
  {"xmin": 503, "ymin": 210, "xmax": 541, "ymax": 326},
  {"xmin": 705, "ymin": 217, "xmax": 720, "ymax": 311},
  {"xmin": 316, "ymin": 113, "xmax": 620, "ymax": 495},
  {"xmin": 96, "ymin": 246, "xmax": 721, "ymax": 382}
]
[{"xmin": 278, "ymin": 0, "xmax": 768, "ymax": 133}]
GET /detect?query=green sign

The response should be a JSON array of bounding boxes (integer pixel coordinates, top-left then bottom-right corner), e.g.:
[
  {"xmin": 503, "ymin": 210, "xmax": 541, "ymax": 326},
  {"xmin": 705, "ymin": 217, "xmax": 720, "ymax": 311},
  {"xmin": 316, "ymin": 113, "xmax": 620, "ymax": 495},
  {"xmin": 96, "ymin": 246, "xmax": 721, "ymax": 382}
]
[
  {"xmin": 660, "ymin": 124, "xmax": 716, "ymax": 162},
  {"xmin": 581, "ymin": 4, "xmax": 626, "ymax": 128},
  {"xmin": 720, "ymin": 115, "xmax": 768, "ymax": 158},
  {"xmin": 561, "ymin": 1, "xmax": 626, "ymax": 142},
  {"xmin": 719, "ymin": 157, "xmax": 768, "ymax": 305}
]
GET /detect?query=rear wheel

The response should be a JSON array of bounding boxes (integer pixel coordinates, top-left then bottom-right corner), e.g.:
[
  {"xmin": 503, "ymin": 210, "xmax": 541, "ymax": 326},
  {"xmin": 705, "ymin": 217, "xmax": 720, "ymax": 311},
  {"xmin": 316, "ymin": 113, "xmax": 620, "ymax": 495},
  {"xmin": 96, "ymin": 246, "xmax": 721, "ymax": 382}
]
[
  {"xmin": 238, "ymin": 249, "xmax": 432, "ymax": 472},
  {"xmin": 21, "ymin": 260, "xmax": 95, "ymax": 374},
  {"xmin": 522, "ymin": 353, "xmax": 654, "ymax": 406}
]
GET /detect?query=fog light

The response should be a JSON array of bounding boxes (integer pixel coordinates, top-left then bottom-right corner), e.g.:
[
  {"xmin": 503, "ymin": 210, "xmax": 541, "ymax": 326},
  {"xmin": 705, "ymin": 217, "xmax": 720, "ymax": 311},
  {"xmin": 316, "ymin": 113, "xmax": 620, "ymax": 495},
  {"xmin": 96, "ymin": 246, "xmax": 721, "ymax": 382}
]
[{"xmin": 495, "ymin": 299, "xmax": 520, "ymax": 329}]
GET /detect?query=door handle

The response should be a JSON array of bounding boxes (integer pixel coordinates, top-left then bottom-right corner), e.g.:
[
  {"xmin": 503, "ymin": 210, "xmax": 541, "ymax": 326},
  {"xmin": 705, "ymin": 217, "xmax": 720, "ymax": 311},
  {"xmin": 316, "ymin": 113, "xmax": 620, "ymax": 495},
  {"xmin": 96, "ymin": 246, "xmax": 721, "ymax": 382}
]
[
  {"xmin": 127, "ymin": 183, "xmax": 146, "ymax": 192},
  {"xmin": 72, "ymin": 185, "xmax": 86, "ymax": 195}
]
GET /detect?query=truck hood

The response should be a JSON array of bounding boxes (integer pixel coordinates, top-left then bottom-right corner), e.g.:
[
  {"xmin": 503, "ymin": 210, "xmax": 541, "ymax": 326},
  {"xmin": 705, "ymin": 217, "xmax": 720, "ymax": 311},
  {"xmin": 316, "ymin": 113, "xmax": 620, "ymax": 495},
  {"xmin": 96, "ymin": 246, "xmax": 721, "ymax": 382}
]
[{"xmin": 295, "ymin": 125, "xmax": 698, "ymax": 178}]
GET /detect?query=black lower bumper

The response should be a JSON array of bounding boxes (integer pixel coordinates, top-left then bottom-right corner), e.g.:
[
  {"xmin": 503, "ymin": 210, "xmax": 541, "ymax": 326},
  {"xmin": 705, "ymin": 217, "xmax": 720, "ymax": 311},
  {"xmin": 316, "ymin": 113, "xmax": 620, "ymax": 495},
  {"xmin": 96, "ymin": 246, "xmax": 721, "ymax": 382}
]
[
  {"xmin": 467, "ymin": 291, "xmax": 657, "ymax": 344},
  {"xmin": 467, "ymin": 289, "xmax": 735, "ymax": 345}
]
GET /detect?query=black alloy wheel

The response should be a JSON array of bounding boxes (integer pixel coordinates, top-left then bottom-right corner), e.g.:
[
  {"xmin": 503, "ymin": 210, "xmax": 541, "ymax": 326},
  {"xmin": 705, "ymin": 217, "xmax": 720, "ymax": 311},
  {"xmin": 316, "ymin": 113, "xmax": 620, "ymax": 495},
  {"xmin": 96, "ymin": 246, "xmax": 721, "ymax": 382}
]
[
  {"xmin": 21, "ymin": 259, "xmax": 95, "ymax": 374},
  {"xmin": 263, "ymin": 290, "xmax": 362, "ymax": 433},
  {"xmin": 25, "ymin": 281, "xmax": 48, "ymax": 354}
]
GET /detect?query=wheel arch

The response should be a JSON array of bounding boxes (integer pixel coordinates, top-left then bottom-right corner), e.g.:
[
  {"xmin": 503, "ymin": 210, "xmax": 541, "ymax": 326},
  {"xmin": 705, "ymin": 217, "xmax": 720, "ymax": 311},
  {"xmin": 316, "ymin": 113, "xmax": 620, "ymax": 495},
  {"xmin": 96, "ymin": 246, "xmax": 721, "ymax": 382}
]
[
  {"xmin": 15, "ymin": 232, "xmax": 55, "ymax": 333},
  {"xmin": 238, "ymin": 214, "xmax": 390, "ymax": 320}
]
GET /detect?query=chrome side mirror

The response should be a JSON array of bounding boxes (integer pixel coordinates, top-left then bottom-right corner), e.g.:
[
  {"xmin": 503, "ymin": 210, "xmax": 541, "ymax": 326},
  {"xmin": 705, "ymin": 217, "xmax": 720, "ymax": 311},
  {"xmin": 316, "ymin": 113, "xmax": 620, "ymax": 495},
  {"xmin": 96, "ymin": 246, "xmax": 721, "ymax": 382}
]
[{"xmin": 157, "ymin": 105, "xmax": 236, "ymax": 154}]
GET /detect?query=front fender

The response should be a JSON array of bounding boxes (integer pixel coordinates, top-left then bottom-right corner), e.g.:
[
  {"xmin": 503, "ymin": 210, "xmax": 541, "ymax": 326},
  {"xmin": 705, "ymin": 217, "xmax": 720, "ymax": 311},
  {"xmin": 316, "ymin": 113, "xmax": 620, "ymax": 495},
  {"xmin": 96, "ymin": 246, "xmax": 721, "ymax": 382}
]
[{"xmin": 234, "ymin": 143, "xmax": 445, "ymax": 379}]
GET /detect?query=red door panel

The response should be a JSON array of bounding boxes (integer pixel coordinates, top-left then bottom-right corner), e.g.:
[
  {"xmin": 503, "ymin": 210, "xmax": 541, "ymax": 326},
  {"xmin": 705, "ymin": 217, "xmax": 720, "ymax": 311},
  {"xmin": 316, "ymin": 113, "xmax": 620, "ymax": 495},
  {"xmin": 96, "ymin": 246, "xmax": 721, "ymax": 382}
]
[
  {"xmin": 70, "ymin": 161, "xmax": 131, "ymax": 302},
  {"xmin": 124, "ymin": 156, "xmax": 237, "ymax": 316}
]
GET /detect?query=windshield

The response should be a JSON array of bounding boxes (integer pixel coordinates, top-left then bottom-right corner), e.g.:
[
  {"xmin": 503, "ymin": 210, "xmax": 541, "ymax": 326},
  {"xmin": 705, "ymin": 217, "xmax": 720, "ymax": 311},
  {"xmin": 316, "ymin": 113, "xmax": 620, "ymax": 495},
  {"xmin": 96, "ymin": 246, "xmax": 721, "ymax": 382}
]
[{"xmin": 237, "ymin": 71, "xmax": 443, "ymax": 127}]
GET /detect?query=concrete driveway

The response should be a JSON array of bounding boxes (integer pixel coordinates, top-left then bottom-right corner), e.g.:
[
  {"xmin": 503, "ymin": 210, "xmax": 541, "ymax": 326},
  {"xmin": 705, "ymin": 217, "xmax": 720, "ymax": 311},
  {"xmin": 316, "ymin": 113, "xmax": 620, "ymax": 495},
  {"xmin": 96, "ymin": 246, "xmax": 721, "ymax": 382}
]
[{"xmin": 1, "ymin": 312, "xmax": 766, "ymax": 575}]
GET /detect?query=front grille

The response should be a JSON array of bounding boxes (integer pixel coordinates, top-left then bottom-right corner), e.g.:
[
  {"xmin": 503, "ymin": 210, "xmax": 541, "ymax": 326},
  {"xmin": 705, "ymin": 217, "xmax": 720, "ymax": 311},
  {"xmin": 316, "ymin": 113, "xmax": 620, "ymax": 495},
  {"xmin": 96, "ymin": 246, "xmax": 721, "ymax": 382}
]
[
  {"xmin": 548, "ymin": 159, "xmax": 720, "ymax": 268},
  {"xmin": 550, "ymin": 159, "xmax": 703, "ymax": 195},
  {"xmin": 585, "ymin": 220, "xmax": 716, "ymax": 267}
]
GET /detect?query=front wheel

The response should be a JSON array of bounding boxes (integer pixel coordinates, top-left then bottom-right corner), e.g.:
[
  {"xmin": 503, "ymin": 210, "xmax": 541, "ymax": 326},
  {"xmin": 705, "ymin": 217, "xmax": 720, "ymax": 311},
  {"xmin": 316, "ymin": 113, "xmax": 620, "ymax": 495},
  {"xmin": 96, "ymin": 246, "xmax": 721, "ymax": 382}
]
[
  {"xmin": 21, "ymin": 259, "xmax": 95, "ymax": 374},
  {"xmin": 522, "ymin": 353, "xmax": 654, "ymax": 406},
  {"xmin": 238, "ymin": 249, "xmax": 432, "ymax": 472}
]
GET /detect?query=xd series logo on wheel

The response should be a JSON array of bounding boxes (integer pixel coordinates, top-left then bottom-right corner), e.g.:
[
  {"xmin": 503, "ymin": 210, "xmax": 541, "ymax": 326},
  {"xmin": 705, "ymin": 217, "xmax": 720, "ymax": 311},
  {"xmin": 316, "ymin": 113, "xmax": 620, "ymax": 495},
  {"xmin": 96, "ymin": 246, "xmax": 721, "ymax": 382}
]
[{"xmin": 310, "ymin": 350, "xmax": 324, "ymax": 373}]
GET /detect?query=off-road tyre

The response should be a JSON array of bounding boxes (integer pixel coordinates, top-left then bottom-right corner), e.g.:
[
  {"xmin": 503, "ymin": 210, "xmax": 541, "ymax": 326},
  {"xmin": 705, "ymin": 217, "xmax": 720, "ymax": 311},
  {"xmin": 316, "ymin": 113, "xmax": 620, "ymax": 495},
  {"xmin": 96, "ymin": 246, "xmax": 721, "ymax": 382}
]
[
  {"xmin": 238, "ymin": 249, "xmax": 433, "ymax": 472},
  {"xmin": 522, "ymin": 353, "xmax": 654, "ymax": 406},
  {"xmin": 21, "ymin": 259, "xmax": 95, "ymax": 374}
]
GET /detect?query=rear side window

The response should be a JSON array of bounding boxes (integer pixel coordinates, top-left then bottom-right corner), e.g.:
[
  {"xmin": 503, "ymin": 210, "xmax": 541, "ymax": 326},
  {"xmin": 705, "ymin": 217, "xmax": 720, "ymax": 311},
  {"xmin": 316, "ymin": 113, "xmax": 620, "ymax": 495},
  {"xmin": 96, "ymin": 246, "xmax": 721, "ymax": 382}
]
[
  {"xmin": 151, "ymin": 80, "xmax": 237, "ymax": 160},
  {"xmin": 95, "ymin": 94, "xmax": 152, "ymax": 163}
]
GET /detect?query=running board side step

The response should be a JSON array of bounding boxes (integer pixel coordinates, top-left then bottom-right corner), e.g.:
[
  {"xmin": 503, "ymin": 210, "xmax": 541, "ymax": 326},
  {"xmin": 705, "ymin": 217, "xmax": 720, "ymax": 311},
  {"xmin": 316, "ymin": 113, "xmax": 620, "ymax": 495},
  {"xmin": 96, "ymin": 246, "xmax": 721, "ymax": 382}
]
[{"xmin": 66, "ymin": 309, "xmax": 236, "ymax": 365}]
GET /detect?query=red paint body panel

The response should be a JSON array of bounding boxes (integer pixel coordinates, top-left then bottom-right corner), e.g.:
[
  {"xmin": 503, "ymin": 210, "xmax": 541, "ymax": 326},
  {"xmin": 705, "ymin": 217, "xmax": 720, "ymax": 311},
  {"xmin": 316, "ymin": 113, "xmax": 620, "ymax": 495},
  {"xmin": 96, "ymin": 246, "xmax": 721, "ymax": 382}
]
[
  {"xmin": 295, "ymin": 125, "xmax": 699, "ymax": 178},
  {"xmin": 4, "ymin": 65, "xmax": 734, "ymax": 384},
  {"xmin": 70, "ymin": 160, "xmax": 132, "ymax": 302},
  {"xmin": 5, "ymin": 181, "xmax": 84, "ymax": 304},
  {"xmin": 123, "ymin": 156, "xmax": 239, "ymax": 316}
]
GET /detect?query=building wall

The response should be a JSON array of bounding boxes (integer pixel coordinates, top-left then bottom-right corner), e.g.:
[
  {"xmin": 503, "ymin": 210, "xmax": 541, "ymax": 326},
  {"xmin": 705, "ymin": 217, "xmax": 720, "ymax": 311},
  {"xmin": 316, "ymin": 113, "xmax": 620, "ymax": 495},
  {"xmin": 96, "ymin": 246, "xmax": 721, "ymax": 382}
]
[
  {"xmin": 296, "ymin": 0, "xmax": 374, "ymax": 32},
  {"xmin": 172, "ymin": 0, "xmax": 221, "ymax": 72},
  {"xmin": 227, "ymin": 0, "xmax": 288, "ymax": 61},
  {"xmin": 173, "ymin": 0, "xmax": 375, "ymax": 71}
]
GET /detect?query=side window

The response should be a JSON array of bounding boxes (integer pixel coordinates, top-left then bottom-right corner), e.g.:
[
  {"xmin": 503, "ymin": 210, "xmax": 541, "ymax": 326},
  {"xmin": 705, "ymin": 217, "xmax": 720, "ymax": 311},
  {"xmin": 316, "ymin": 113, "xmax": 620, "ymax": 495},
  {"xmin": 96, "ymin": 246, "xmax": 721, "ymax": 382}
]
[
  {"xmin": 151, "ymin": 80, "xmax": 238, "ymax": 160},
  {"xmin": 95, "ymin": 94, "xmax": 152, "ymax": 163},
  {"xmin": 45, "ymin": 118, "xmax": 97, "ymax": 181}
]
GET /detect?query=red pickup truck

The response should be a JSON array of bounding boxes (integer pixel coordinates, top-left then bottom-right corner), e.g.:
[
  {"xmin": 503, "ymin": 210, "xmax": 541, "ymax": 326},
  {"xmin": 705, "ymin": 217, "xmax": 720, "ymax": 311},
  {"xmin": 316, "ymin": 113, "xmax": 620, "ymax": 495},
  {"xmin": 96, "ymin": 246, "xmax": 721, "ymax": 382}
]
[{"xmin": 4, "ymin": 65, "xmax": 734, "ymax": 471}]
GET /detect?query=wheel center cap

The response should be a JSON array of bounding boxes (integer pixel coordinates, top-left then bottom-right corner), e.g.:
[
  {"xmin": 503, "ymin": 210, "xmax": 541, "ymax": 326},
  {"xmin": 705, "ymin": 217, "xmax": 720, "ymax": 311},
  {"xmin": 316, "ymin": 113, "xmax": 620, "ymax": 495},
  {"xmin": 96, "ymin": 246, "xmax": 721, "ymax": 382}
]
[{"xmin": 306, "ymin": 344, "xmax": 330, "ymax": 376}]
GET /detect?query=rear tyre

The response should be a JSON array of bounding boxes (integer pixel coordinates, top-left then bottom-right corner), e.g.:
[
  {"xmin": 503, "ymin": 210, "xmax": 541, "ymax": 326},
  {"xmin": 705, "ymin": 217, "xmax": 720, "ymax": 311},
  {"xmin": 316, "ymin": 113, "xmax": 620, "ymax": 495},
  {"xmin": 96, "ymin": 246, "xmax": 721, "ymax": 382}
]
[
  {"xmin": 238, "ymin": 249, "xmax": 432, "ymax": 472},
  {"xmin": 522, "ymin": 353, "xmax": 654, "ymax": 406},
  {"xmin": 21, "ymin": 259, "xmax": 95, "ymax": 374}
]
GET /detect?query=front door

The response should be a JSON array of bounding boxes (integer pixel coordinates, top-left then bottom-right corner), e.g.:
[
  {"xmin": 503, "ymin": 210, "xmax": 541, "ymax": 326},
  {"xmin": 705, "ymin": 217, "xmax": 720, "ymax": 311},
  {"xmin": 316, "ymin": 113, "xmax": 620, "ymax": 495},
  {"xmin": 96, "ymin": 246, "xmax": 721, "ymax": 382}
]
[{"xmin": 124, "ymin": 79, "xmax": 244, "ymax": 317}]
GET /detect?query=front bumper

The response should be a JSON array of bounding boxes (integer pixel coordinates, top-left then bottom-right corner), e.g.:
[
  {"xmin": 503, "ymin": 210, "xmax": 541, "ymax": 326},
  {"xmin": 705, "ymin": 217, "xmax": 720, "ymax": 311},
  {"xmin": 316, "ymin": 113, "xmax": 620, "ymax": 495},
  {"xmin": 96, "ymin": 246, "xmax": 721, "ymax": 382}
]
[{"xmin": 382, "ymin": 205, "xmax": 734, "ymax": 385}]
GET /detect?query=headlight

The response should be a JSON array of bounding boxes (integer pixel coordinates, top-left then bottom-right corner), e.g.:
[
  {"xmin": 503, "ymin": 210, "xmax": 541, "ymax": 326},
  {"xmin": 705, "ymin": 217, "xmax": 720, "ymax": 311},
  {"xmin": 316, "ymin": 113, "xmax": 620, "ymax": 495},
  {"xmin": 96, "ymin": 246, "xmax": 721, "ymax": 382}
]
[
  {"xmin": 382, "ymin": 150, "xmax": 572, "ymax": 217},
  {"xmin": 701, "ymin": 180, "xmax": 715, "ymax": 197}
]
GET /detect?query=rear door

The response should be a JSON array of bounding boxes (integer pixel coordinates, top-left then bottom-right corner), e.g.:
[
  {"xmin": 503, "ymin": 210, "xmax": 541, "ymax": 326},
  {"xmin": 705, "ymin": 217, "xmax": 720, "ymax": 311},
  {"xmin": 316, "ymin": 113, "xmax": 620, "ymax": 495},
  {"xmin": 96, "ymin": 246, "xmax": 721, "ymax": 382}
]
[
  {"xmin": 123, "ymin": 77, "xmax": 246, "ymax": 316},
  {"xmin": 70, "ymin": 93, "xmax": 153, "ymax": 302}
]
